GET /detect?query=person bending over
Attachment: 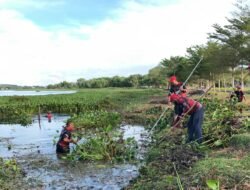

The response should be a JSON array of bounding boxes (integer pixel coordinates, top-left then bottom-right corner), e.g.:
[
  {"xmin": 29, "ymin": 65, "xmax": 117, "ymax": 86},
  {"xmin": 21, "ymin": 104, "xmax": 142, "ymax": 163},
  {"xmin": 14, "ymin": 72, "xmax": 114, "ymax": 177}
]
[
  {"xmin": 56, "ymin": 121, "xmax": 78, "ymax": 154},
  {"xmin": 169, "ymin": 93, "xmax": 204, "ymax": 143}
]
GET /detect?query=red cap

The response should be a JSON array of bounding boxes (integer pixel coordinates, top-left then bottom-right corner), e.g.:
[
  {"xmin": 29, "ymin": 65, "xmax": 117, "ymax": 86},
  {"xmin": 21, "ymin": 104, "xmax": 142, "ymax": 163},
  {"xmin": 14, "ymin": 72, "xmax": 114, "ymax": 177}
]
[
  {"xmin": 169, "ymin": 93, "xmax": 180, "ymax": 102},
  {"xmin": 169, "ymin": 75, "xmax": 177, "ymax": 83}
]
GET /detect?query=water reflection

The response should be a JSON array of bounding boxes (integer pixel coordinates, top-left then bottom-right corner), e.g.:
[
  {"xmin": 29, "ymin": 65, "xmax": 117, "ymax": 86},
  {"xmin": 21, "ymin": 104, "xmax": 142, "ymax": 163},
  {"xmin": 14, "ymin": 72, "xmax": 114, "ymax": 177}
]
[{"xmin": 0, "ymin": 114, "xmax": 69, "ymax": 158}]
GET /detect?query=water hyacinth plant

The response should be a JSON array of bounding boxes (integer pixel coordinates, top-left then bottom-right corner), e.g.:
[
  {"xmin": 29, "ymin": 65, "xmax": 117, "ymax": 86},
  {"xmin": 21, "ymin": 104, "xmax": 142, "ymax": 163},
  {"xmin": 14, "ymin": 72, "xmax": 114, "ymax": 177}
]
[{"xmin": 64, "ymin": 110, "xmax": 138, "ymax": 162}]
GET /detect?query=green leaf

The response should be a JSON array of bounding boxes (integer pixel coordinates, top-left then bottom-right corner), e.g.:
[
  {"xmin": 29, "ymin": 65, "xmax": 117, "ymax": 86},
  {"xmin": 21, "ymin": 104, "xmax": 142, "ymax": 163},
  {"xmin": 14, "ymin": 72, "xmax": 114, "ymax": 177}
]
[
  {"xmin": 214, "ymin": 140, "xmax": 223, "ymax": 147},
  {"xmin": 206, "ymin": 179, "xmax": 219, "ymax": 190},
  {"xmin": 165, "ymin": 175, "xmax": 174, "ymax": 184},
  {"xmin": 12, "ymin": 165, "xmax": 17, "ymax": 171}
]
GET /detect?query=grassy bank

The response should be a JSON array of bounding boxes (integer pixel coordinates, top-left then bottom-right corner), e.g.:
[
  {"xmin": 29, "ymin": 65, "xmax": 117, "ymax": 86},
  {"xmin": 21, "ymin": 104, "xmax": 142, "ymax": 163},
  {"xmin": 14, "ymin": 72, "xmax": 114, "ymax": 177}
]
[{"xmin": 125, "ymin": 92, "xmax": 250, "ymax": 189}]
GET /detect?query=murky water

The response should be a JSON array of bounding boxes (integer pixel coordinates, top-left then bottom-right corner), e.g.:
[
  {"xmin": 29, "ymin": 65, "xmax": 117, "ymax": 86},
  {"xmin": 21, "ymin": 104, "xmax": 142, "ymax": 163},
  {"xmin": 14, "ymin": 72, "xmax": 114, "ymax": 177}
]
[{"xmin": 0, "ymin": 115, "xmax": 149, "ymax": 189}]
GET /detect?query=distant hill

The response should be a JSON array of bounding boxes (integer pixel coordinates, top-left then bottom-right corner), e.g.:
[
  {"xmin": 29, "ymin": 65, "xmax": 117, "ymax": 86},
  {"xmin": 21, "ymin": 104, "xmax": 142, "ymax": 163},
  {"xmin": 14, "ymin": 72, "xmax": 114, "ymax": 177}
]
[
  {"xmin": 0, "ymin": 84, "xmax": 45, "ymax": 90},
  {"xmin": 0, "ymin": 84, "xmax": 22, "ymax": 89}
]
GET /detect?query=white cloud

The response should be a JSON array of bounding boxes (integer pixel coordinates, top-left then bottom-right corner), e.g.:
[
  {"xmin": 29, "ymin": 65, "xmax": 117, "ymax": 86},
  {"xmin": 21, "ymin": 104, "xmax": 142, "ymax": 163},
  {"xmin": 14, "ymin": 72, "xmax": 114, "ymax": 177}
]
[{"xmin": 0, "ymin": 0, "xmax": 235, "ymax": 85}]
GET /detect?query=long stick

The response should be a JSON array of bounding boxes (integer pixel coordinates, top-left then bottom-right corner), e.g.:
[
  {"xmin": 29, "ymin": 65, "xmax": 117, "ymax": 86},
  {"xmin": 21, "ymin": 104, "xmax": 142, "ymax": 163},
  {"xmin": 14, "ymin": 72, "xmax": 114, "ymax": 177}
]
[
  {"xmin": 149, "ymin": 107, "xmax": 168, "ymax": 133},
  {"xmin": 177, "ymin": 57, "xmax": 203, "ymax": 94},
  {"xmin": 38, "ymin": 105, "xmax": 41, "ymax": 129}
]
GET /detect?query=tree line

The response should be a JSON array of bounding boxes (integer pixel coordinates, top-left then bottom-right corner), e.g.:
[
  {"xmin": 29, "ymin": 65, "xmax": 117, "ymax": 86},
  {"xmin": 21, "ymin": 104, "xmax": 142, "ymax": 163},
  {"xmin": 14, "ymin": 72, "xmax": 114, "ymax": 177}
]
[
  {"xmin": 47, "ymin": 74, "xmax": 159, "ymax": 89},
  {"xmin": 47, "ymin": 0, "xmax": 250, "ymax": 89}
]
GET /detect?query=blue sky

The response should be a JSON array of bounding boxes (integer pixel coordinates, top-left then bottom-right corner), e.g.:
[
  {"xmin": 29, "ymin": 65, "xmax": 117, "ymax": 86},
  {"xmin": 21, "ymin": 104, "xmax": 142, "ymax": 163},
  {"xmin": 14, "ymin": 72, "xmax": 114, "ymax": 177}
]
[
  {"xmin": 8, "ymin": 0, "xmax": 122, "ymax": 27},
  {"xmin": 1, "ymin": 0, "xmax": 177, "ymax": 27},
  {"xmin": 0, "ymin": 0, "xmax": 236, "ymax": 85}
]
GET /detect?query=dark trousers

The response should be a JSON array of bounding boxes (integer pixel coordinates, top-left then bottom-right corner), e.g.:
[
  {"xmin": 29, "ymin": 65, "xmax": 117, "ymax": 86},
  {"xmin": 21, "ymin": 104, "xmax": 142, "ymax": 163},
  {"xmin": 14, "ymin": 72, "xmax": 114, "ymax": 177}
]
[
  {"xmin": 186, "ymin": 107, "xmax": 204, "ymax": 143},
  {"xmin": 56, "ymin": 144, "xmax": 70, "ymax": 154}
]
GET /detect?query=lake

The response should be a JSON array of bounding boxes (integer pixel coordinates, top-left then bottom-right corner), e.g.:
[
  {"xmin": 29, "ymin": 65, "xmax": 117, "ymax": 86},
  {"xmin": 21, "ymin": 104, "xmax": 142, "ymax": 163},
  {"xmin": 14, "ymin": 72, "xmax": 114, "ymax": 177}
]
[{"xmin": 0, "ymin": 90, "xmax": 77, "ymax": 96}]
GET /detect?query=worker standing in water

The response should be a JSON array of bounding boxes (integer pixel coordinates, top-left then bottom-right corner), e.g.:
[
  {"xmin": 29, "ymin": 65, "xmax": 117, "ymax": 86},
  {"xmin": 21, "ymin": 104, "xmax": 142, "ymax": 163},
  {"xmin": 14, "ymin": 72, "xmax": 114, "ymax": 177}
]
[
  {"xmin": 56, "ymin": 121, "xmax": 78, "ymax": 154},
  {"xmin": 46, "ymin": 111, "xmax": 53, "ymax": 123}
]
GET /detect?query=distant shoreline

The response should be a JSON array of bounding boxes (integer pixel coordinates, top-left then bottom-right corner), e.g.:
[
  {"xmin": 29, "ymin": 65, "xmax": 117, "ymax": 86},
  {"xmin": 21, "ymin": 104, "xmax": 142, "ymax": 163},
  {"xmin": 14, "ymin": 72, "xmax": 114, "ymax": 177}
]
[{"xmin": 0, "ymin": 90, "xmax": 77, "ymax": 96}]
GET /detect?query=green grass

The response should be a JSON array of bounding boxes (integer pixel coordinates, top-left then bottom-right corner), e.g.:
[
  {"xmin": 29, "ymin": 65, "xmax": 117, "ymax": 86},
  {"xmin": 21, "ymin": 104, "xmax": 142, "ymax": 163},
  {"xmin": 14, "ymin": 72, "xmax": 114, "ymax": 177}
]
[
  {"xmin": 229, "ymin": 134, "xmax": 250, "ymax": 149},
  {"xmin": 184, "ymin": 154, "xmax": 250, "ymax": 189}
]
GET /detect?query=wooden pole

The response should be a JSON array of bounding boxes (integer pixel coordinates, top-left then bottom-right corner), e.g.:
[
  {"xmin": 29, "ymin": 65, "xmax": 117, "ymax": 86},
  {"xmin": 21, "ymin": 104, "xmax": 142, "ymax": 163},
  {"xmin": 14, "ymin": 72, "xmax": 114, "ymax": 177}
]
[{"xmin": 38, "ymin": 105, "xmax": 41, "ymax": 129}]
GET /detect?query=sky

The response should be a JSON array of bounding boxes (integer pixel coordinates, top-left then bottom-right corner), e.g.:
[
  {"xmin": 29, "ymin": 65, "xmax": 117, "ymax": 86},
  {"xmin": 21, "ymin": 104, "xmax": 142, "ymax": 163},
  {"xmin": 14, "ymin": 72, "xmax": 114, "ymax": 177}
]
[{"xmin": 0, "ymin": 0, "xmax": 236, "ymax": 86}]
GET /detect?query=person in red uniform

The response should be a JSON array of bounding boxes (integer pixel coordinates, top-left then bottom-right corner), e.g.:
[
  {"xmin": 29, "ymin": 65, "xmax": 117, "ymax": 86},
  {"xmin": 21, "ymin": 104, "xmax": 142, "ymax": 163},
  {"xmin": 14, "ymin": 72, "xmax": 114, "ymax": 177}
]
[
  {"xmin": 56, "ymin": 121, "xmax": 78, "ymax": 154},
  {"xmin": 234, "ymin": 85, "xmax": 246, "ymax": 102},
  {"xmin": 46, "ymin": 111, "xmax": 53, "ymax": 123},
  {"xmin": 230, "ymin": 85, "xmax": 246, "ymax": 113},
  {"xmin": 169, "ymin": 93, "xmax": 204, "ymax": 143},
  {"xmin": 168, "ymin": 75, "xmax": 187, "ymax": 128},
  {"xmin": 168, "ymin": 75, "xmax": 187, "ymax": 97}
]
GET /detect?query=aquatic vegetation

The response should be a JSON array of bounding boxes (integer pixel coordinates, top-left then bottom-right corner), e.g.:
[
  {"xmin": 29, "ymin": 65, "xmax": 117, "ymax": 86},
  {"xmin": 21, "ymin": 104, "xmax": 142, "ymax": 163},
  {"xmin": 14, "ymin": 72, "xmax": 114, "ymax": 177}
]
[
  {"xmin": 71, "ymin": 110, "xmax": 121, "ymax": 130},
  {"xmin": 0, "ymin": 89, "xmax": 161, "ymax": 125},
  {"xmin": 64, "ymin": 111, "xmax": 138, "ymax": 162},
  {"xmin": 0, "ymin": 158, "xmax": 20, "ymax": 179},
  {"xmin": 68, "ymin": 130, "xmax": 138, "ymax": 162}
]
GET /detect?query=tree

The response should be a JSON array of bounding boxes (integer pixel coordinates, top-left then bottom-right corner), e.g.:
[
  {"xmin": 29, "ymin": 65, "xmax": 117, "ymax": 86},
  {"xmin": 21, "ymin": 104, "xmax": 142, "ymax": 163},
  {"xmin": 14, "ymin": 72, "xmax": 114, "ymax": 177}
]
[
  {"xmin": 160, "ymin": 56, "xmax": 191, "ymax": 82},
  {"xmin": 89, "ymin": 78, "xmax": 110, "ymax": 88},
  {"xmin": 77, "ymin": 78, "xmax": 87, "ymax": 88},
  {"xmin": 126, "ymin": 74, "xmax": 143, "ymax": 87},
  {"xmin": 147, "ymin": 65, "xmax": 166, "ymax": 87},
  {"xmin": 110, "ymin": 76, "xmax": 126, "ymax": 87},
  {"xmin": 59, "ymin": 81, "xmax": 75, "ymax": 88},
  {"xmin": 209, "ymin": 0, "xmax": 250, "ymax": 86}
]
